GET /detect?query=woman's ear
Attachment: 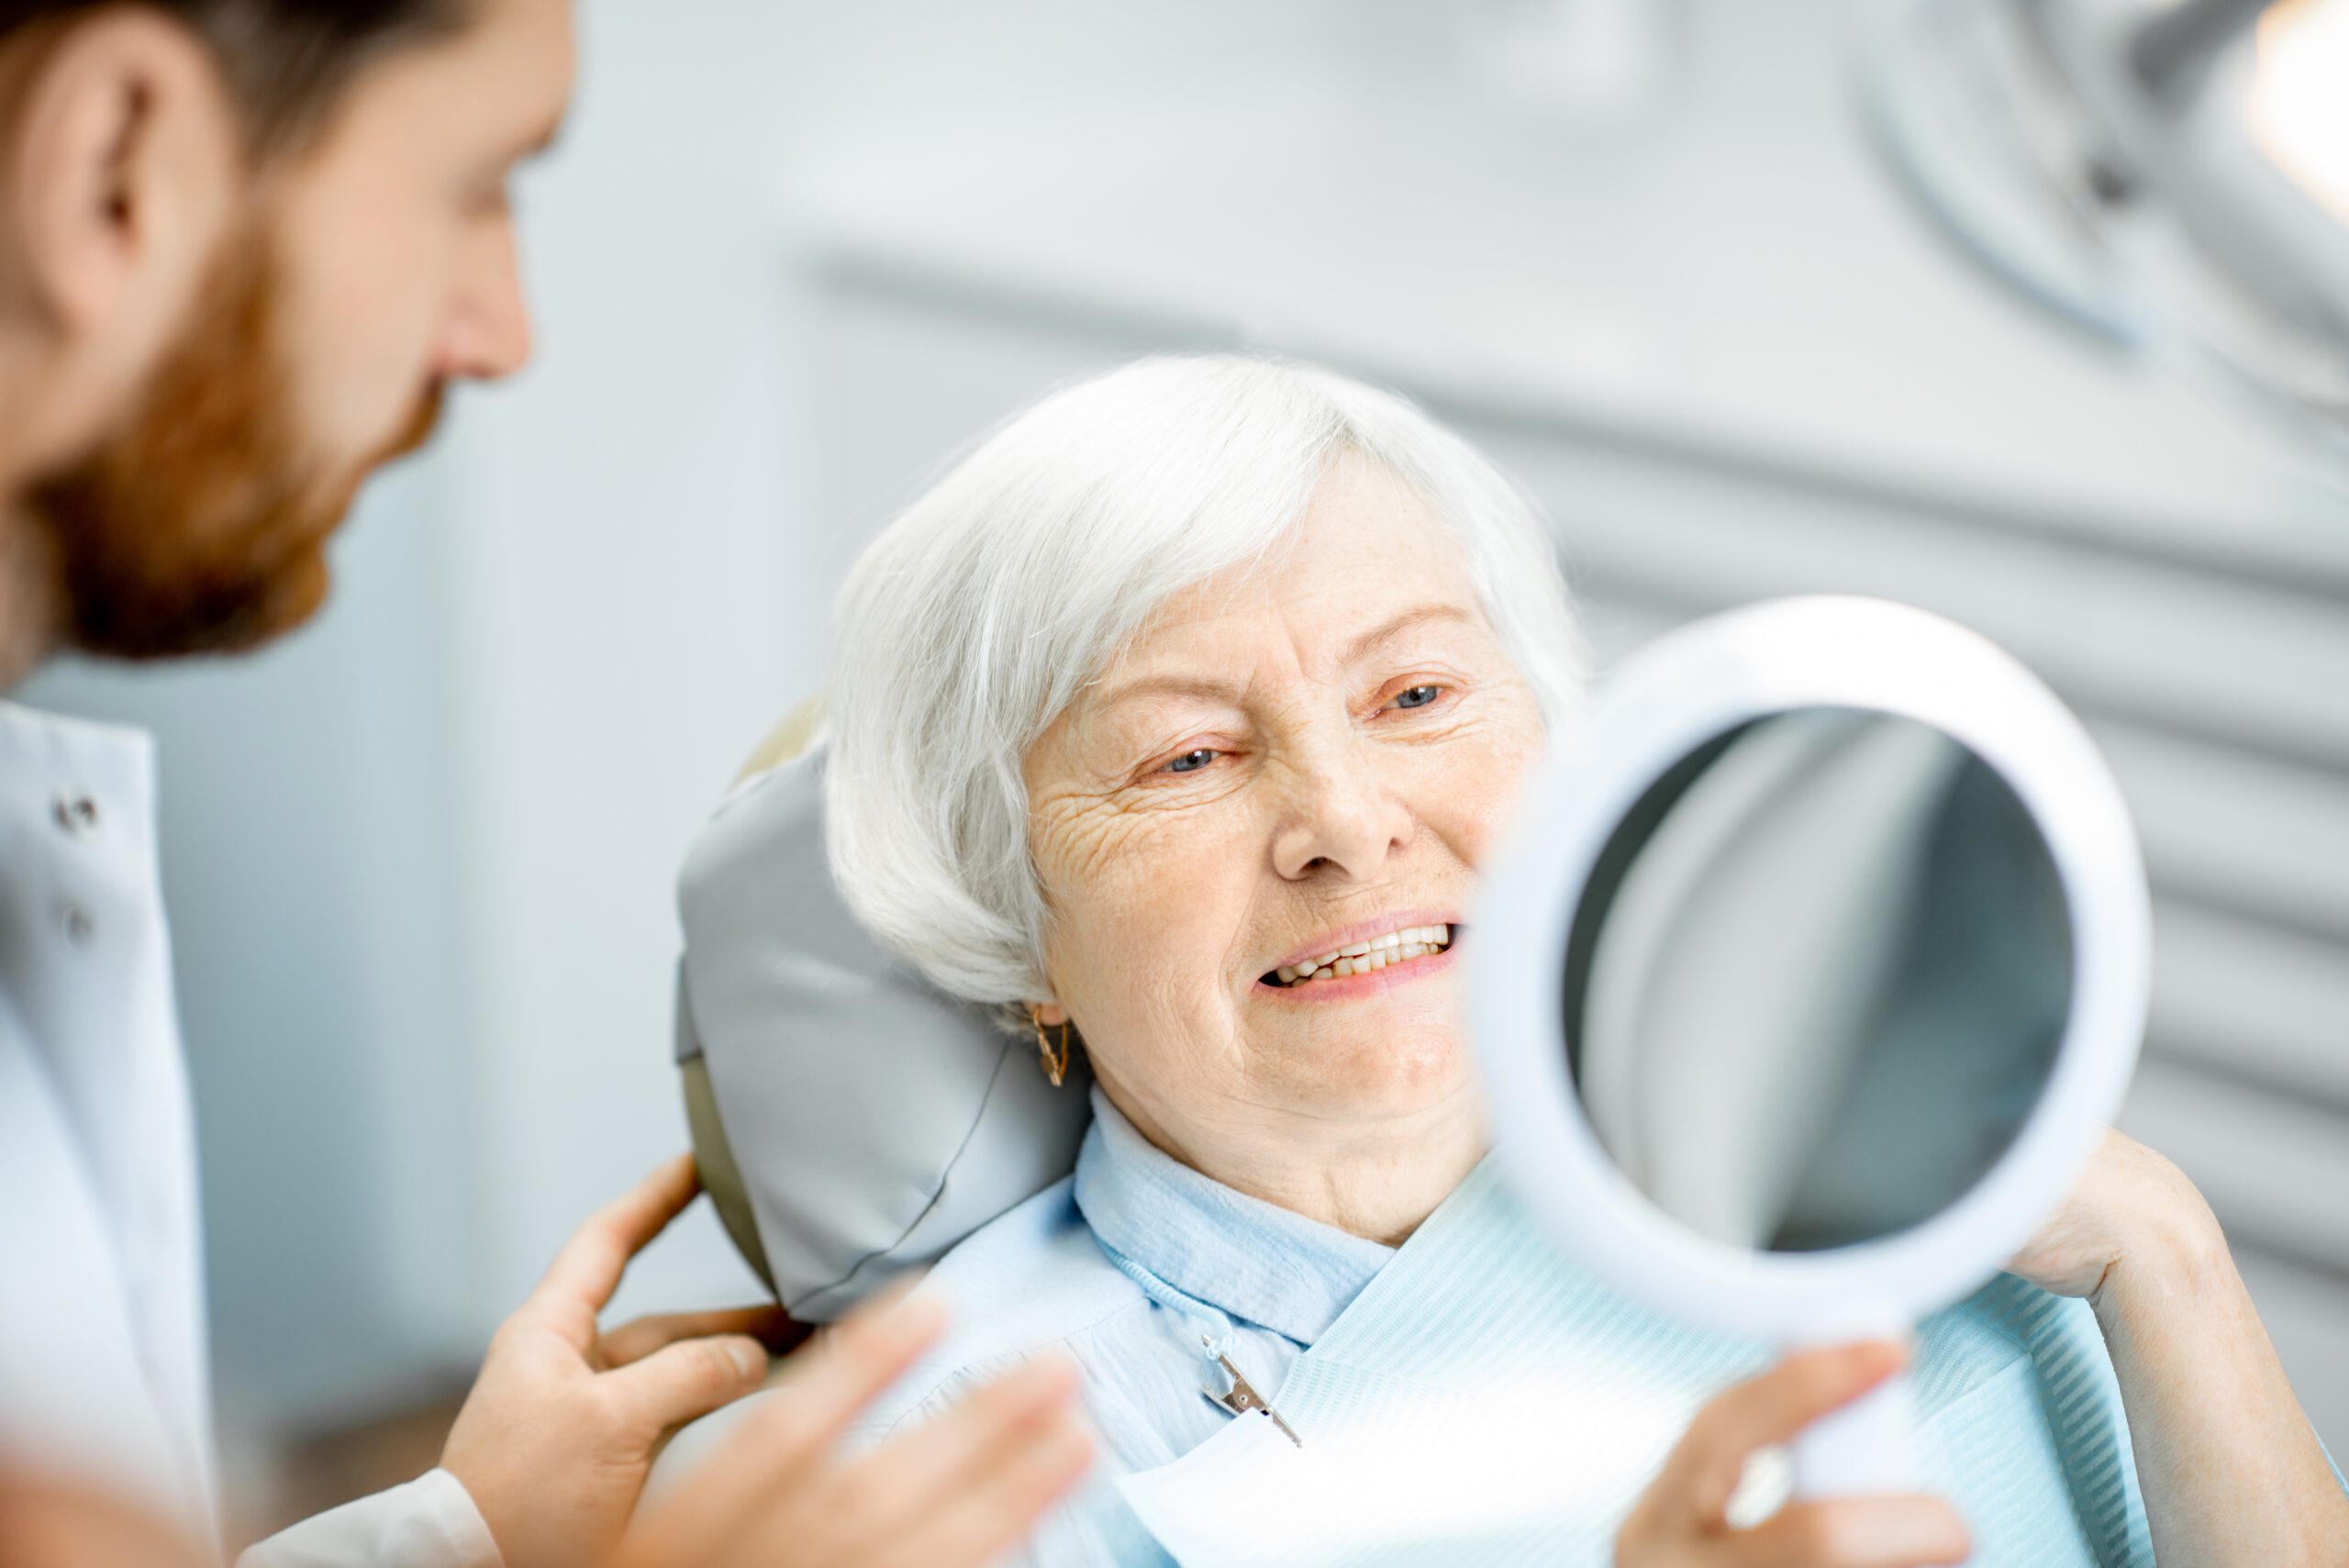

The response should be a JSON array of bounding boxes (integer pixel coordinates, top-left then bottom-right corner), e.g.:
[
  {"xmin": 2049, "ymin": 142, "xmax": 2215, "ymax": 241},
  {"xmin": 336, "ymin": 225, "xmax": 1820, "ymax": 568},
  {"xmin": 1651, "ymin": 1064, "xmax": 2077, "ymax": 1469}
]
[
  {"xmin": 1031, "ymin": 1001, "xmax": 1071, "ymax": 1029},
  {"xmin": 6, "ymin": 10, "xmax": 240, "ymax": 346}
]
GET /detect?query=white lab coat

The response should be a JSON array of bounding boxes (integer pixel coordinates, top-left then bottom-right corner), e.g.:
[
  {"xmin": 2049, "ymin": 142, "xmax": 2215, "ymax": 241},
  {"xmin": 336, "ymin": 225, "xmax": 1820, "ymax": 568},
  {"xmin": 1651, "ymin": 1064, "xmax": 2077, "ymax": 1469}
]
[{"xmin": 0, "ymin": 701, "xmax": 499, "ymax": 1568}]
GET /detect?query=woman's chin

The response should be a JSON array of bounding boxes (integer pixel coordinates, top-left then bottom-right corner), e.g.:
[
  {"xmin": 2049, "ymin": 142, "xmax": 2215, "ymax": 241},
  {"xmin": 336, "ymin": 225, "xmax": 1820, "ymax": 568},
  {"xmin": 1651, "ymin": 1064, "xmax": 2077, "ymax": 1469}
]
[{"xmin": 1258, "ymin": 1019, "xmax": 1473, "ymax": 1121}]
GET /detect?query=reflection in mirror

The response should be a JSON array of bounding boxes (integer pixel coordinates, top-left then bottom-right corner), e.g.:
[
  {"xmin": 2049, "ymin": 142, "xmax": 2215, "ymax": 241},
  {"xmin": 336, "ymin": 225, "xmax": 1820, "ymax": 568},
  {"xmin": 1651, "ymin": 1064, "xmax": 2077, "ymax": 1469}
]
[{"xmin": 1561, "ymin": 707, "xmax": 2072, "ymax": 1253}]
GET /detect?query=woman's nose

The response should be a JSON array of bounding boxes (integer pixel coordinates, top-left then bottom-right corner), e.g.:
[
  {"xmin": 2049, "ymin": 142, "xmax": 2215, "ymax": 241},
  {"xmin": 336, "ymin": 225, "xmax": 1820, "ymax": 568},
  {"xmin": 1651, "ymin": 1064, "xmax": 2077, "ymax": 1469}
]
[{"xmin": 1270, "ymin": 750, "xmax": 1416, "ymax": 882}]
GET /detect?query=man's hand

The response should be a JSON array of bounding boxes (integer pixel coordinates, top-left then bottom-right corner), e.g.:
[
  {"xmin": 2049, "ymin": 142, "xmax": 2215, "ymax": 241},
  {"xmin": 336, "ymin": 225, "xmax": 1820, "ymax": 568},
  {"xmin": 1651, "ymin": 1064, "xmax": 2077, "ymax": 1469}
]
[
  {"xmin": 440, "ymin": 1154, "xmax": 1094, "ymax": 1568},
  {"xmin": 440, "ymin": 1155, "xmax": 807, "ymax": 1568},
  {"xmin": 0, "ymin": 1470, "xmax": 202, "ymax": 1568},
  {"xmin": 615, "ymin": 1289, "xmax": 1092, "ymax": 1568}
]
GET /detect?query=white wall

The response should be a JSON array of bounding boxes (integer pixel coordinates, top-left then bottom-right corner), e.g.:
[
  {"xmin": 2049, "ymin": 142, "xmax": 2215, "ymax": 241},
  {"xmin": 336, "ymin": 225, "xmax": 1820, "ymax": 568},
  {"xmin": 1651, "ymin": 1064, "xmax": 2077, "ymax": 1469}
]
[{"xmin": 427, "ymin": 0, "xmax": 825, "ymax": 1335}]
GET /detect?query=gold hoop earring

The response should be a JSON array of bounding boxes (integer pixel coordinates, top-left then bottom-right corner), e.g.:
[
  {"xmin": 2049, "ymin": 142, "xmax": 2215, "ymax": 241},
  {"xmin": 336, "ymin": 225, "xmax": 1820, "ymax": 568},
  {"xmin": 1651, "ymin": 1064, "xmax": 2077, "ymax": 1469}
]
[{"xmin": 1030, "ymin": 1010, "xmax": 1071, "ymax": 1089}]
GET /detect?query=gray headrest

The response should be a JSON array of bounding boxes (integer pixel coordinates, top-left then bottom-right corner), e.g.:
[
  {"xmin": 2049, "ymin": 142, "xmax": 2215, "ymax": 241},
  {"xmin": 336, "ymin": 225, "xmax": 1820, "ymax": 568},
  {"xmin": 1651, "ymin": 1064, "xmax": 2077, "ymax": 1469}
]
[{"xmin": 674, "ymin": 747, "xmax": 1092, "ymax": 1320}]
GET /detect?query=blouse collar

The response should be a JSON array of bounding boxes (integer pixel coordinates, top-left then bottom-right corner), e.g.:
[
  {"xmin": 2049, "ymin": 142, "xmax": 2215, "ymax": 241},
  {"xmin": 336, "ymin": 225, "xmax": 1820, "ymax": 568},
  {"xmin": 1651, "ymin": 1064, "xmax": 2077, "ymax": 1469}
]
[{"xmin": 1073, "ymin": 1087, "xmax": 1395, "ymax": 1347}]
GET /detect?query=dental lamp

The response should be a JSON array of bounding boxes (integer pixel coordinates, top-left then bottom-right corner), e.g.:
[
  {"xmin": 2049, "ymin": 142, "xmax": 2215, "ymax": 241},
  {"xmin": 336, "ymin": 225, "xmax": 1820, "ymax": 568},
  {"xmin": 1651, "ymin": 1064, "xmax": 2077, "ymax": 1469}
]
[{"xmin": 1865, "ymin": 0, "xmax": 2349, "ymax": 457}]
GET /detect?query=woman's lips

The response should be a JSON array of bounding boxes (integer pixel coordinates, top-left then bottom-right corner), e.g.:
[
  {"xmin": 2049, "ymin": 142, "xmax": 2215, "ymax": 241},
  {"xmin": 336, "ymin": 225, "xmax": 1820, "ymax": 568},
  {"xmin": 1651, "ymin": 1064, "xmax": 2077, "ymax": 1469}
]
[
  {"xmin": 1262, "ymin": 923, "xmax": 1455, "ymax": 987},
  {"xmin": 1259, "ymin": 939, "xmax": 1456, "ymax": 999},
  {"xmin": 1264, "ymin": 914, "xmax": 1464, "ymax": 979}
]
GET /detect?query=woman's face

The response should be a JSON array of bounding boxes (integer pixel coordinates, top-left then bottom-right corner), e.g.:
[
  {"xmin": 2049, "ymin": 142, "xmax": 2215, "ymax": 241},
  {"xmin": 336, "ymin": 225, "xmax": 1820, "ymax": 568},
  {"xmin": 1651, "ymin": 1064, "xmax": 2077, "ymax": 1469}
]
[{"xmin": 1022, "ymin": 459, "xmax": 1549, "ymax": 1160}]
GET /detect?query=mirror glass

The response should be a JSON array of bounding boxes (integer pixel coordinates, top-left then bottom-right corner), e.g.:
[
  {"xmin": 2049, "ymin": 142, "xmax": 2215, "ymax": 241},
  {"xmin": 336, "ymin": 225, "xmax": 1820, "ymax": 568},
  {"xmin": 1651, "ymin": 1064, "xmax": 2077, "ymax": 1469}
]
[{"xmin": 1560, "ymin": 706, "xmax": 2073, "ymax": 1253}]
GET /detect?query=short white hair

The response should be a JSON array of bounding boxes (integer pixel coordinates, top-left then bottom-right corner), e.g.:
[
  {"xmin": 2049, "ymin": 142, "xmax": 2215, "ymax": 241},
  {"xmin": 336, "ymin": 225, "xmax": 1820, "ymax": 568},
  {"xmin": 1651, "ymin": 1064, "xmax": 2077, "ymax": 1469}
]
[{"xmin": 825, "ymin": 354, "xmax": 1586, "ymax": 1015}]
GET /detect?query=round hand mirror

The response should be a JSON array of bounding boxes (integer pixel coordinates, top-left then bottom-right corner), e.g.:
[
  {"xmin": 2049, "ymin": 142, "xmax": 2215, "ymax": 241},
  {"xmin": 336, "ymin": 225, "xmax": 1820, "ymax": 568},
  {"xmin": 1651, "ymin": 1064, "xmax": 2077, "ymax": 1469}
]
[{"xmin": 1468, "ymin": 596, "xmax": 2150, "ymax": 1497}]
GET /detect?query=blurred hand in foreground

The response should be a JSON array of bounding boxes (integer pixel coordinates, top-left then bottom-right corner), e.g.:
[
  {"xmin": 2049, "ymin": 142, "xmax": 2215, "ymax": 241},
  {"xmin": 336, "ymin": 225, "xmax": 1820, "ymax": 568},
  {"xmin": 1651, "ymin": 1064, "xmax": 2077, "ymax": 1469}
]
[{"xmin": 441, "ymin": 1155, "xmax": 1091, "ymax": 1568}]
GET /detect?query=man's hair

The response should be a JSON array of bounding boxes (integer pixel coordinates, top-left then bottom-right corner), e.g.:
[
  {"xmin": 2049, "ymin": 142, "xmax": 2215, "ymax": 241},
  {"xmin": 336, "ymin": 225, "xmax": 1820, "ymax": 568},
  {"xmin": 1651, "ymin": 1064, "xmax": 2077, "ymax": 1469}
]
[{"xmin": 0, "ymin": 0, "xmax": 472, "ymax": 153}]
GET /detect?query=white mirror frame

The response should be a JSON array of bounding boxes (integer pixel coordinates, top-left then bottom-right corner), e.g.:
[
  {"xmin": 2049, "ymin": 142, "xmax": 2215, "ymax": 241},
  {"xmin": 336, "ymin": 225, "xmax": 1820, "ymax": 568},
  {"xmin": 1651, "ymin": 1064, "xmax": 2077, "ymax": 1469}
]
[{"xmin": 1470, "ymin": 596, "xmax": 2150, "ymax": 1341}]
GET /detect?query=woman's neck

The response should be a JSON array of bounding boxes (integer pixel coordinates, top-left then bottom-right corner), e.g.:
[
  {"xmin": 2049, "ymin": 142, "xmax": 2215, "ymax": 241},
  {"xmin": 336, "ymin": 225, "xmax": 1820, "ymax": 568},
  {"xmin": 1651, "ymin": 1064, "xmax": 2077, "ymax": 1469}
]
[{"xmin": 1102, "ymin": 1077, "xmax": 1489, "ymax": 1248}]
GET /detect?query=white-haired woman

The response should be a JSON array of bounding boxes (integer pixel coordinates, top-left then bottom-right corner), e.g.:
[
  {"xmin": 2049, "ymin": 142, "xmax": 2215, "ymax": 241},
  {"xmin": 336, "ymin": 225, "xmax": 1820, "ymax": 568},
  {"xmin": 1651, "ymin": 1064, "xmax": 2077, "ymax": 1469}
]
[{"xmin": 818, "ymin": 356, "xmax": 2345, "ymax": 1567}]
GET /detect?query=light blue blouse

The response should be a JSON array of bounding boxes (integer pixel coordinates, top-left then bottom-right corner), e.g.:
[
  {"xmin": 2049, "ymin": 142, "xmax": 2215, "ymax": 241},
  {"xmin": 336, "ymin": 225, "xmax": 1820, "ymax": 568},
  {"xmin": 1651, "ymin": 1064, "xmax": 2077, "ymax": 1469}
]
[
  {"xmin": 852, "ymin": 1090, "xmax": 1392, "ymax": 1565},
  {"xmin": 855, "ymin": 1089, "xmax": 2169, "ymax": 1566}
]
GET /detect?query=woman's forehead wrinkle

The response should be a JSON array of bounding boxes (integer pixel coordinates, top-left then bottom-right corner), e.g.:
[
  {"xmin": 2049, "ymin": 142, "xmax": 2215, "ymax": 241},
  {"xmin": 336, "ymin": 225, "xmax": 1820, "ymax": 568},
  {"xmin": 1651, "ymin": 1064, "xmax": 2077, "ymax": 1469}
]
[
  {"xmin": 1332, "ymin": 602, "xmax": 1485, "ymax": 671},
  {"xmin": 1090, "ymin": 598, "xmax": 1278, "ymax": 713},
  {"xmin": 1067, "ymin": 524, "xmax": 1488, "ymax": 761}
]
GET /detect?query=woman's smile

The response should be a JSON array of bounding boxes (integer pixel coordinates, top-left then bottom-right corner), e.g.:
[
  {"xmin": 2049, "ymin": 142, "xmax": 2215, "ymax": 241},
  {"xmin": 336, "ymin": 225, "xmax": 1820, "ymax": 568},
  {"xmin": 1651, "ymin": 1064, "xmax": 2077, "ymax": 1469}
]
[
  {"xmin": 1255, "ymin": 930, "xmax": 1462, "ymax": 1003},
  {"xmin": 1258, "ymin": 915, "xmax": 1462, "ymax": 992}
]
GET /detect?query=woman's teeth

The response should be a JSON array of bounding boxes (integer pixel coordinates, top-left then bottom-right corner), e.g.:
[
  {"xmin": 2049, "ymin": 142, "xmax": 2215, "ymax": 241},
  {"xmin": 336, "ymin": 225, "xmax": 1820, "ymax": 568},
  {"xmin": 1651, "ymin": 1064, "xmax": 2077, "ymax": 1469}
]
[{"xmin": 1272, "ymin": 925, "xmax": 1452, "ymax": 986}]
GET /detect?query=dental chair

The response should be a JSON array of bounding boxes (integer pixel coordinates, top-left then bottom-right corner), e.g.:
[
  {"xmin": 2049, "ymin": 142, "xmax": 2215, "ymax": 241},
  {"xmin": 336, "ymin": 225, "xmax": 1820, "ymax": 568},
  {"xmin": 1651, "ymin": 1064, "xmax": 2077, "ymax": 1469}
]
[{"xmin": 673, "ymin": 702, "xmax": 1092, "ymax": 1320}]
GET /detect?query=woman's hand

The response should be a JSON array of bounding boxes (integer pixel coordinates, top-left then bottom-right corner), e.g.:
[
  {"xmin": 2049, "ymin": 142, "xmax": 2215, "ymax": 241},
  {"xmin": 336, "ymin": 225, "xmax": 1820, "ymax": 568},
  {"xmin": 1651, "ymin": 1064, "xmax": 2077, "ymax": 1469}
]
[
  {"xmin": 2002, "ymin": 1127, "xmax": 2222, "ymax": 1305},
  {"xmin": 440, "ymin": 1155, "xmax": 1092, "ymax": 1568},
  {"xmin": 1616, "ymin": 1341, "xmax": 1969, "ymax": 1568},
  {"xmin": 2004, "ymin": 1127, "xmax": 2348, "ymax": 1566}
]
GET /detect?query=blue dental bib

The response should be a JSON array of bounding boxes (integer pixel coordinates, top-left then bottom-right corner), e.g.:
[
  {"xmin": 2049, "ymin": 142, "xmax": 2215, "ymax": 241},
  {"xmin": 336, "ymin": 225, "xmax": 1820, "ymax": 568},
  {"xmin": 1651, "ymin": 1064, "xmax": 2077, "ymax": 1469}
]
[{"xmin": 1118, "ymin": 1161, "xmax": 2153, "ymax": 1568}]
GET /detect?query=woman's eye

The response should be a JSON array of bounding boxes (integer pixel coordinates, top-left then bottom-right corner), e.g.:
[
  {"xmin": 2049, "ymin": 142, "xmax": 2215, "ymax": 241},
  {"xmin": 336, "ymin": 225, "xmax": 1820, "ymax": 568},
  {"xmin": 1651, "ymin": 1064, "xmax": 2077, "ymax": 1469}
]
[
  {"xmin": 1392, "ymin": 684, "xmax": 1442, "ymax": 710},
  {"xmin": 1165, "ymin": 749, "xmax": 1218, "ymax": 774}
]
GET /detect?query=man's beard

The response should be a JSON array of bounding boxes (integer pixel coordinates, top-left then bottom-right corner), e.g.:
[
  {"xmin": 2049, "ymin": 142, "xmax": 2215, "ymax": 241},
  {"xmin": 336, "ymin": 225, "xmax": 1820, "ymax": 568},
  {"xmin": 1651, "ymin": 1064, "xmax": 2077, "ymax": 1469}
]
[{"xmin": 28, "ymin": 224, "xmax": 443, "ymax": 660}]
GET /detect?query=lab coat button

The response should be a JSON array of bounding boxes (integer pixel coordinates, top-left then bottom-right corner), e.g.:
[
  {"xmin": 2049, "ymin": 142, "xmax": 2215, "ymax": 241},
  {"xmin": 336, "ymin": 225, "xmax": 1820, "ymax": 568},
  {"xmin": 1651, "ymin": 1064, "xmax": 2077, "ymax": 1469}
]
[
  {"xmin": 57, "ymin": 903, "xmax": 95, "ymax": 947},
  {"xmin": 51, "ymin": 791, "xmax": 99, "ymax": 837}
]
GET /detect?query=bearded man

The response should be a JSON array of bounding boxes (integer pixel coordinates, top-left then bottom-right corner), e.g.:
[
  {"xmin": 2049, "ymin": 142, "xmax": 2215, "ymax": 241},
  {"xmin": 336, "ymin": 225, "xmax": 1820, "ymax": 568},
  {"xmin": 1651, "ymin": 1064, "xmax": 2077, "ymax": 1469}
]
[{"xmin": 0, "ymin": 6, "xmax": 1088, "ymax": 1565}]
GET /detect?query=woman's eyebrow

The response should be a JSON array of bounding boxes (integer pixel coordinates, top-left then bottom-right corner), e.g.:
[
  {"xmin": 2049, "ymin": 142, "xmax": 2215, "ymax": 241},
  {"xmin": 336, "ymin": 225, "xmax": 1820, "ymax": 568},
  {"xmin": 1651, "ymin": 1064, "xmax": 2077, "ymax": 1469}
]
[
  {"xmin": 1092, "ymin": 605, "xmax": 1480, "ymax": 713},
  {"xmin": 1090, "ymin": 673, "xmax": 1249, "ymax": 712},
  {"xmin": 1341, "ymin": 603, "xmax": 1481, "ymax": 666}
]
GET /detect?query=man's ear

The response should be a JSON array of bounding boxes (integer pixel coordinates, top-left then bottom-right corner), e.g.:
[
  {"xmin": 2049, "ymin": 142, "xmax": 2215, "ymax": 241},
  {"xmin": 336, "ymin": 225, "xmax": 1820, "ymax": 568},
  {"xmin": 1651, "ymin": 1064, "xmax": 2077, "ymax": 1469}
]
[{"xmin": 5, "ymin": 9, "xmax": 240, "ymax": 345}]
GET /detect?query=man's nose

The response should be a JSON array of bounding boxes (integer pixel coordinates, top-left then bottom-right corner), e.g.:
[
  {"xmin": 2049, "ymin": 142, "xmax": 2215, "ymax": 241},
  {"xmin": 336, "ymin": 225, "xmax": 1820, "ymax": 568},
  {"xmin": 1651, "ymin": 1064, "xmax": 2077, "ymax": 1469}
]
[
  {"xmin": 1270, "ymin": 741, "xmax": 1416, "ymax": 882},
  {"xmin": 430, "ymin": 222, "xmax": 534, "ymax": 383}
]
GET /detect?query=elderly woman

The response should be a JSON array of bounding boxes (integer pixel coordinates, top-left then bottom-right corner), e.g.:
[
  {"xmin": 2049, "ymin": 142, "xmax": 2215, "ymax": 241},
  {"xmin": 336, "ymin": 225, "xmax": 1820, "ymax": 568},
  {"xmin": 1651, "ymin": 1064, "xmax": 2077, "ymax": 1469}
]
[{"xmin": 817, "ymin": 356, "xmax": 2344, "ymax": 1567}]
